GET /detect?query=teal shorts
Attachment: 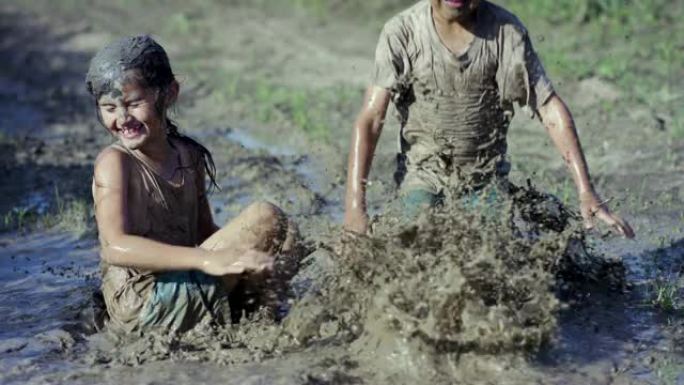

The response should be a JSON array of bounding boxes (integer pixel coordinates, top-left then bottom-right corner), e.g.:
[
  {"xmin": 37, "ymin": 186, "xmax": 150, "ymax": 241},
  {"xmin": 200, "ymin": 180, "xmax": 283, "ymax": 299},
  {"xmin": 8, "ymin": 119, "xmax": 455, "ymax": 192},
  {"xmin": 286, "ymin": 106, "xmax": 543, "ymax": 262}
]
[
  {"xmin": 139, "ymin": 271, "xmax": 230, "ymax": 333},
  {"xmin": 400, "ymin": 187, "xmax": 501, "ymax": 218}
]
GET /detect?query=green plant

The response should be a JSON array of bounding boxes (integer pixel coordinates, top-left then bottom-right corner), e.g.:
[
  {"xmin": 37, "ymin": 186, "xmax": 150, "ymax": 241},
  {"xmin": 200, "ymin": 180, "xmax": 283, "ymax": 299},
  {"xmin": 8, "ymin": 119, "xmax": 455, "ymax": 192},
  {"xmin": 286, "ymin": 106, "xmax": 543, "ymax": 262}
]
[
  {"xmin": 166, "ymin": 12, "xmax": 194, "ymax": 36},
  {"xmin": 655, "ymin": 358, "xmax": 684, "ymax": 385},
  {"xmin": 43, "ymin": 186, "xmax": 92, "ymax": 236},
  {"xmin": 15, "ymin": 207, "xmax": 32, "ymax": 232},
  {"xmin": 651, "ymin": 277, "xmax": 681, "ymax": 312}
]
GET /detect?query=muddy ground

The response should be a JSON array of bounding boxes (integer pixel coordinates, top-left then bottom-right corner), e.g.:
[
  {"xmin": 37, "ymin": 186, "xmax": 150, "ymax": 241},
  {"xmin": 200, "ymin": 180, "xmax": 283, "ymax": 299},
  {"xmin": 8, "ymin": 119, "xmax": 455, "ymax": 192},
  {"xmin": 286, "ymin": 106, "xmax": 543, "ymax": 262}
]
[{"xmin": 1, "ymin": 0, "xmax": 684, "ymax": 384}]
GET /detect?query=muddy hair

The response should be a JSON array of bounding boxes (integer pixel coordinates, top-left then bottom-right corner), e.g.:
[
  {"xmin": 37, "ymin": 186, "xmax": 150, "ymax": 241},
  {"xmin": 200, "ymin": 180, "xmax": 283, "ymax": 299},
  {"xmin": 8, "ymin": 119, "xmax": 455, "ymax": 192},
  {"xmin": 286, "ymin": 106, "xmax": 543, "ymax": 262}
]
[{"xmin": 85, "ymin": 35, "xmax": 218, "ymax": 191}]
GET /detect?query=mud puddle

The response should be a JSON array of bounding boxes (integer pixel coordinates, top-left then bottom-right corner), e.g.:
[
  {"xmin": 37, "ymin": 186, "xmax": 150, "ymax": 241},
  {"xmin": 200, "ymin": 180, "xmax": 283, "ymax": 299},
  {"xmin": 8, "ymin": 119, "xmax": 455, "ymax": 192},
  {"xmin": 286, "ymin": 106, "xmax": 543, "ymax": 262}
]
[
  {"xmin": 0, "ymin": 232, "xmax": 99, "ymax": 384},
  {"xmin": 1, "ymin": 2, "xmax": 682, "ymax": 381},
  {"xmin": 0, "ymin": 76, "xmax": 48, "ymax": 138},
  {"xmin": 215, "ymin": 127, "xmax": 346, "ymax": 223},
  {"xmin": 1, "ymin": 133, "xmax": 683, "ymax": 384}
]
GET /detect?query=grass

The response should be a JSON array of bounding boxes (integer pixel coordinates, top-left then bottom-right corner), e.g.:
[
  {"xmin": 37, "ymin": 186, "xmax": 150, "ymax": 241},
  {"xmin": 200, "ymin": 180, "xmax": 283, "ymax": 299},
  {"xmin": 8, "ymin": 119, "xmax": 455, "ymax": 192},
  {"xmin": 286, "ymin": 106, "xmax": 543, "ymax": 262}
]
[
  {"xmin": 655, "ymin": 358, "xmax": 684, "ymax": 385},
  {"xmin": 207, "ymin": 69, "xmax": 363, "ymax": 143},
  {"xmin": 238, "ymin": 0, "xmax": 683, "ymax": 142},
  {"xmin": 164, "ymin": 12, "xmax": 195, "ymax": 36},
  {"xmin": 1, "ymin": 186, "xmax": 93, "ymax": 237},
  {"xmin": 504, "ymin": 0, "xmax": 684, "ymax": 144},
  {"xmin": 45, "ymin": 198, "xmax": 93, "ymax": 237},
  {"xmin": 2, "ymin": 207, "xmax": 36, "ymax": 233},
  {"xmin": 256, "ymin": 0, "xmax": 411, "ymax": 23},
  {"xmin": 651, "ymin": 277, "xmax": 680, "ymax": 312}
]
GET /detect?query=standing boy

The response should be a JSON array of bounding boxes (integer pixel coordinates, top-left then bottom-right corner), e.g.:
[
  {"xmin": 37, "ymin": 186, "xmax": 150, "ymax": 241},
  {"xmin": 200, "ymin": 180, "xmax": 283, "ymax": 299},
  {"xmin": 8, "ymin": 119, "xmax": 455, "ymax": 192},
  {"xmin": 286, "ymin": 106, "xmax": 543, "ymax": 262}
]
[{"xmin": 344, "ymin": 0, "xmax": 634, "ymax": 238}]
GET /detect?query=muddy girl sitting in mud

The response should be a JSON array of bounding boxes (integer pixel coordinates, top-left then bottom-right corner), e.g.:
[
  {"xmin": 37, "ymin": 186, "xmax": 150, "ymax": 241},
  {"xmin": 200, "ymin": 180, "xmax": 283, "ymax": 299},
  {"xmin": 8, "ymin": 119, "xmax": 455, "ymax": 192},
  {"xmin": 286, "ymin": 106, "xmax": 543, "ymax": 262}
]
[
  {"xmin": 88, "ymin": 35, "xmax": 296, "ymax": 334},
  {"xmin": 344, "ymin": 0, "xmax": 635, "ymax": 238}
]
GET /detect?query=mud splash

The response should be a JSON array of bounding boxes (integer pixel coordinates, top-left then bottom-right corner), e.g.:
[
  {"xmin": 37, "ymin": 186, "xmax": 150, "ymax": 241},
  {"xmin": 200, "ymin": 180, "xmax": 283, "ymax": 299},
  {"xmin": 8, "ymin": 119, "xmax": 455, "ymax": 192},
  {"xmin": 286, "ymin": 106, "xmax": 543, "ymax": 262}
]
[
  {"xmin": 73, "ymin": 184, "xmax": 628, "ymax": 385},
  {"xmin": 282, "ymin": 184, "xmax": 625, "ymax": 384}
]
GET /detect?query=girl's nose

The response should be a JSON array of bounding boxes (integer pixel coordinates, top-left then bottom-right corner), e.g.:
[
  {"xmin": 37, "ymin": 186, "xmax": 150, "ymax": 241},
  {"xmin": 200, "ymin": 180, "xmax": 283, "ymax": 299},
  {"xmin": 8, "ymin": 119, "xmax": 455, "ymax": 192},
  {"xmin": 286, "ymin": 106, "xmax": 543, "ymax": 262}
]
[{"xmin": 115, "ymin": 108, "xmax": 131, "ymax": 125}]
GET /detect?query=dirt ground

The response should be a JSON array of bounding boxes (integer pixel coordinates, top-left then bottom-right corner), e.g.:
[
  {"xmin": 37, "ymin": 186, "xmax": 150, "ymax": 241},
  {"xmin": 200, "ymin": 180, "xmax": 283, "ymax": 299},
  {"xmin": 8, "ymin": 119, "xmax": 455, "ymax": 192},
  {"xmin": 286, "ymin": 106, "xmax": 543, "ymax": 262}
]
[{"xmin": 1, "ymin": 1, "xmax": 684, "ymax": 384}]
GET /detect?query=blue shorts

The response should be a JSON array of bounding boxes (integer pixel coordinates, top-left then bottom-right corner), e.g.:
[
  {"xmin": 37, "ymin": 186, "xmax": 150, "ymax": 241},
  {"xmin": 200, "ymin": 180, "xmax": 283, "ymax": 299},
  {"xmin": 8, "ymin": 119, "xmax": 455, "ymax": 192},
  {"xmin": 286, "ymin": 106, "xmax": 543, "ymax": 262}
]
[
  {"xmin": 400, "ymin": 187, "xmax": 501, "ymax": 218},
  {"xmin": 139, "ymin": 271, "xmax": 231, "ymax": 333}
]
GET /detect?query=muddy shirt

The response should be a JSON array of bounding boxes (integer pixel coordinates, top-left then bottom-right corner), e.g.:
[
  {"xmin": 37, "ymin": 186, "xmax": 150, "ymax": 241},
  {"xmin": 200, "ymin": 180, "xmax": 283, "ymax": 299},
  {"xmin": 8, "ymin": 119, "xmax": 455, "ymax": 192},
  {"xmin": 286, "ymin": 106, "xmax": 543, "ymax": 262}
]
[
  {"xmin": 373, "ymin": 0, "xmax": 554, "ymax": 195},
  {"xmin": 98, "ymin": 139, "xmax": 221, "ymax": 333}
]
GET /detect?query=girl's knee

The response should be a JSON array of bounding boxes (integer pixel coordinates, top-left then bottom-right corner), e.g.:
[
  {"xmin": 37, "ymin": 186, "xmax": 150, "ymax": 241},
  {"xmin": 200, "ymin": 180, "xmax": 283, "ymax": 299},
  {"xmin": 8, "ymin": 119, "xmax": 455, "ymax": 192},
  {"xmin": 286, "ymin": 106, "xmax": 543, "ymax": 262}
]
[{"xmin": 244, "ymin": 201, "xmax": 286, "ymax": 230}]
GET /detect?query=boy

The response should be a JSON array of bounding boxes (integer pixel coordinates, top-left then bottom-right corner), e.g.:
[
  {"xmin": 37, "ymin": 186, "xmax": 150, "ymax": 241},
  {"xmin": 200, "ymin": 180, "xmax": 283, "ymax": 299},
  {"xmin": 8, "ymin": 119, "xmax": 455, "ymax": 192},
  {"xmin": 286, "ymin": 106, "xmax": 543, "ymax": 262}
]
[{"xmin": 343, "ymin": 0, "xmax": 634, "ymax": 238}]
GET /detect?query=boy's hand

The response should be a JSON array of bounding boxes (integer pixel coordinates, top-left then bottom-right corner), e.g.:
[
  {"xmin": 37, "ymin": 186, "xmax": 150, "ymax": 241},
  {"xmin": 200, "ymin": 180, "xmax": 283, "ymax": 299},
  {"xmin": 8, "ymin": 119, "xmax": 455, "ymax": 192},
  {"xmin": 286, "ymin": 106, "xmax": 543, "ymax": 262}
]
[
  {"xmin": 201, "ymin": 249, "xmax": 275, "ymax": 276},
  {"xmin": 579, "ymin": 191, "xmax": 635, "ymax": 239},
  {"xmin": 344, "ymin": 209, "xmax": 369, "ymax": 234}
]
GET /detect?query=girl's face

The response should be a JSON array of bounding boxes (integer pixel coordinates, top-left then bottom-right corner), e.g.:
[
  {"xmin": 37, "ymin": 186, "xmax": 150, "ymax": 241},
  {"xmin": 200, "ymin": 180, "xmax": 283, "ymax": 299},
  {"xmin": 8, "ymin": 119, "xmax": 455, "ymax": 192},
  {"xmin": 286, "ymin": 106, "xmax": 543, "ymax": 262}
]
[{"xmin": 97, "ymin": 76, "xmax": 171, "ymax": 151}]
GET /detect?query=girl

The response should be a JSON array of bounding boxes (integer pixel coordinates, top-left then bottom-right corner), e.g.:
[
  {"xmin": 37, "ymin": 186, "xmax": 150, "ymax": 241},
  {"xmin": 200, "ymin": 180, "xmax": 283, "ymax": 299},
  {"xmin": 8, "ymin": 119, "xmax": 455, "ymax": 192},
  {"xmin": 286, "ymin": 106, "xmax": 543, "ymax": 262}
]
[{"xmin": 88, "ymin": 35, "xmax": 296, "ymax": 333}]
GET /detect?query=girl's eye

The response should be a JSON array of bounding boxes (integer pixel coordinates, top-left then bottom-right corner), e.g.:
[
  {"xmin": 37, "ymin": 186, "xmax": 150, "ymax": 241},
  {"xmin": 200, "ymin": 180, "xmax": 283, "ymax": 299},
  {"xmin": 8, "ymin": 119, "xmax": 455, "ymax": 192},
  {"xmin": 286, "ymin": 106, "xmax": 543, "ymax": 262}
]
[{"xmin": 104, "ymin": 107, "xmax": 116, "ymax": 113}]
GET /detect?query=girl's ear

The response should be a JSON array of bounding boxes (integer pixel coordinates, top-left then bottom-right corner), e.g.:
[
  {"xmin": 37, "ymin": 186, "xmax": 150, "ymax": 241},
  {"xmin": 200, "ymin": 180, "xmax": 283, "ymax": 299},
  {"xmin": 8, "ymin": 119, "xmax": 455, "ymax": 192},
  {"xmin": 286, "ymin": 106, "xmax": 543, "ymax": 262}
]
[{"xmin": 165, "ymin": 80, "xmax": 179, "ymax": 106}]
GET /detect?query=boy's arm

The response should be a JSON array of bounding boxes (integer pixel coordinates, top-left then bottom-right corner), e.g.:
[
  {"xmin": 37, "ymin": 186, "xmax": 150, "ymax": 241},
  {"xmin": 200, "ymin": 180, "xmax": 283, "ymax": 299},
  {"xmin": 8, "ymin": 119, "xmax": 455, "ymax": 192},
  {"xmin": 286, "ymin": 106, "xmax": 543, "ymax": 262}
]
[
  {"xmin": 93, "ymin": 148, "xmax": 268, "ymax": 275},
  {"xmin": 344, "ymin": 86, "xmax": 392, "ymax": 234},
  {"xmin": 537, "ymin": 94, "xmax": 634, "ymax": 238}
]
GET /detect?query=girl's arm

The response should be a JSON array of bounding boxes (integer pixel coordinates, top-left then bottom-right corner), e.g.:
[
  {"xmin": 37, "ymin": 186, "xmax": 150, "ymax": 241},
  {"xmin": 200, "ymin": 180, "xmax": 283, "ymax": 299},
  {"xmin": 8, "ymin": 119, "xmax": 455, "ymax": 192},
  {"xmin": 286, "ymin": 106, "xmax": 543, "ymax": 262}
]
[
  {"xmin": 537, "ymin": 94, "xmax": 634, "ymax": 238},
  {"xmin": 93, "ymin": 148, "xmax": 268, "ymax": 274}
]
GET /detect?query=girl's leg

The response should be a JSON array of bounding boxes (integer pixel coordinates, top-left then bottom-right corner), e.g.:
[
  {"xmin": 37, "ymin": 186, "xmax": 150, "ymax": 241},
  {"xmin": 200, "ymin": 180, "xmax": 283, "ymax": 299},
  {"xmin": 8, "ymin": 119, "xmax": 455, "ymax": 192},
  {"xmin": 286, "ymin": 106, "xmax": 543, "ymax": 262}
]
[
  {"xmin": 199, "ymin": 201, "xmax": 298, "ymax": 317},
  {"xmin": 201, "ymin": 201, "xmax": 295, "ymax": 253}
]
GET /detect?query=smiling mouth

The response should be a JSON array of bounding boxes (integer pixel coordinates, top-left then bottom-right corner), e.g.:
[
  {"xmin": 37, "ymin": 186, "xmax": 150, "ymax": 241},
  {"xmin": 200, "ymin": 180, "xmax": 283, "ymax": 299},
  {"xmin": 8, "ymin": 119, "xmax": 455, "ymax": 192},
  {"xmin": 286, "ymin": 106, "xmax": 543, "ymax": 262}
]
[
  {"xmin": 444, "ymin": 0, "xmax": 466, "ymax": 7},
  {"xmin": 120, "ymin": 123, "xmax": 144, "ymax": 139}
]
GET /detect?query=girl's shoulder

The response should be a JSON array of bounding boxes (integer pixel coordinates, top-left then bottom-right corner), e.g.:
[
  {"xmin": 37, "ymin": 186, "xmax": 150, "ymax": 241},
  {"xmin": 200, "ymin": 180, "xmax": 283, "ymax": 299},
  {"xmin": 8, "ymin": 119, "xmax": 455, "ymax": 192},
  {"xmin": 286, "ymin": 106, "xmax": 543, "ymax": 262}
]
[
  {"xmin": 94, "ymin": 144, "xmax": 134, "ymax": 170},
  {"xmin": 92, "ymin": 145, "xmax": 137, "ymax": 188}
]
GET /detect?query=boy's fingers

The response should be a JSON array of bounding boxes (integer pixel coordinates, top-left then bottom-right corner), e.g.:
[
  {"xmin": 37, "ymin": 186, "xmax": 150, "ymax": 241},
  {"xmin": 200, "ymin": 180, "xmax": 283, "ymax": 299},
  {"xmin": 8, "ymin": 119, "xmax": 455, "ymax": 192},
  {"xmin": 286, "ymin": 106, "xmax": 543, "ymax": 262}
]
[
  {"xmin": 582, "ymin": 210, "xmax": 596, "ymax": 229},
  {"xmin": 596, "ymin": 210, "xmax": 635, "ymax": 239},
  {"xmin": 612, "ymin": 216, "xmax": 635, "ymax": 239}
]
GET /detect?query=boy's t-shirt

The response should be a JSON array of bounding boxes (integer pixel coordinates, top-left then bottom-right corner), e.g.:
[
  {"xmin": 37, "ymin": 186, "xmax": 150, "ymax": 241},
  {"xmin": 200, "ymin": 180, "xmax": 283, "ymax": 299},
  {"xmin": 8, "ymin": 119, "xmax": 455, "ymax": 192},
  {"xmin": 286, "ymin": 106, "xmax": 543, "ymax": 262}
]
[{"xmin": 373, "ymin": 0, "xmax": 554, "ymax": 195}]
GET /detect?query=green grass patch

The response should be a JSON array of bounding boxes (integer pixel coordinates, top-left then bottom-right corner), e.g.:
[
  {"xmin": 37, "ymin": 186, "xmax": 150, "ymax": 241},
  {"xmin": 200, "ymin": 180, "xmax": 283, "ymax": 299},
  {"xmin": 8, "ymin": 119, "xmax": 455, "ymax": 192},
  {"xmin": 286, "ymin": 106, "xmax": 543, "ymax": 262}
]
[
  {"xmin": 655, "ymin": 358, "xmax": 684, "ymax": 385},
  {"xmin": 651, "ymin": 277, "xmax": 681, "ymax": 312},
  {"xmin": 209, "ymin": 70, "xmax": 362, "ymax": 142},
  {"xmin": 45, "ymin": 198, "xmax": 93, "ymax": 237},
  {"xmin": 269, "ymin": 0, "xmax": 412, "ymax": 22},
  {"xmin": 1, "ymin": 187, "xmax": 93, "ymax": 237}
]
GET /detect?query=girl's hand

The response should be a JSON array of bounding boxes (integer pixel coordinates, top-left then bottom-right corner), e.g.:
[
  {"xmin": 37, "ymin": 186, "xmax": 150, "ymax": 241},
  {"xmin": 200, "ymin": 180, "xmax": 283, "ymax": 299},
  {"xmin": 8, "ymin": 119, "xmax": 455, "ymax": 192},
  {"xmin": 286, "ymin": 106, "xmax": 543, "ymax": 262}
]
[
  {"xmin": 201, "ymin": 248, "xmax": 275, "ymax": 276},
  {"xmin": 579, "ymin": 190, "xmax": 635, "ymax": 239}
]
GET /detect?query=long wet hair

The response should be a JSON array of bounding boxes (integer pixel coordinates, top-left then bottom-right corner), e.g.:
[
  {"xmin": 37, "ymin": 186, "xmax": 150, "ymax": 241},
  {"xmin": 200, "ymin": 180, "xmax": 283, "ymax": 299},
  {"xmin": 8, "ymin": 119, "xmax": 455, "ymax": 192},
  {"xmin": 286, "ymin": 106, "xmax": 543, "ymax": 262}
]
[{"xmin": 85, "ymin": 35, "xmax": 218, "ymax": 191}]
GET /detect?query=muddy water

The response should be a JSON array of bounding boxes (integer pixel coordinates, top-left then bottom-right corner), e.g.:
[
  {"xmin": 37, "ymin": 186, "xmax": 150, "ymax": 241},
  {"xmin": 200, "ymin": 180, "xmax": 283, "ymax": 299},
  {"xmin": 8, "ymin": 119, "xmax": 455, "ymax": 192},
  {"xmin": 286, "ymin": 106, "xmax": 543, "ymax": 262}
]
[
  {"xmin": 0, "ymin": 233, "xmax": 99, "ymax": 384},
  {"xmin": 1, "ymin": 133, "xmax": 683, "ymax": 384},
  {"xmin": 0, "ymin": 76, "xmax": 47, "ymax": 138}
]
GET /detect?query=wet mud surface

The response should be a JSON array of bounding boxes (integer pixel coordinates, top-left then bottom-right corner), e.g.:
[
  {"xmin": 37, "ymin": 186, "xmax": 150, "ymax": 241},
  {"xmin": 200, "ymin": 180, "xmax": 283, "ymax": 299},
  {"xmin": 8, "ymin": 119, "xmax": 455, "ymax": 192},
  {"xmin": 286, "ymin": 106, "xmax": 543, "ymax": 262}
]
[{"xmin": 2, "ymin": 1, "xmax": 684, "ymax": 384}]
